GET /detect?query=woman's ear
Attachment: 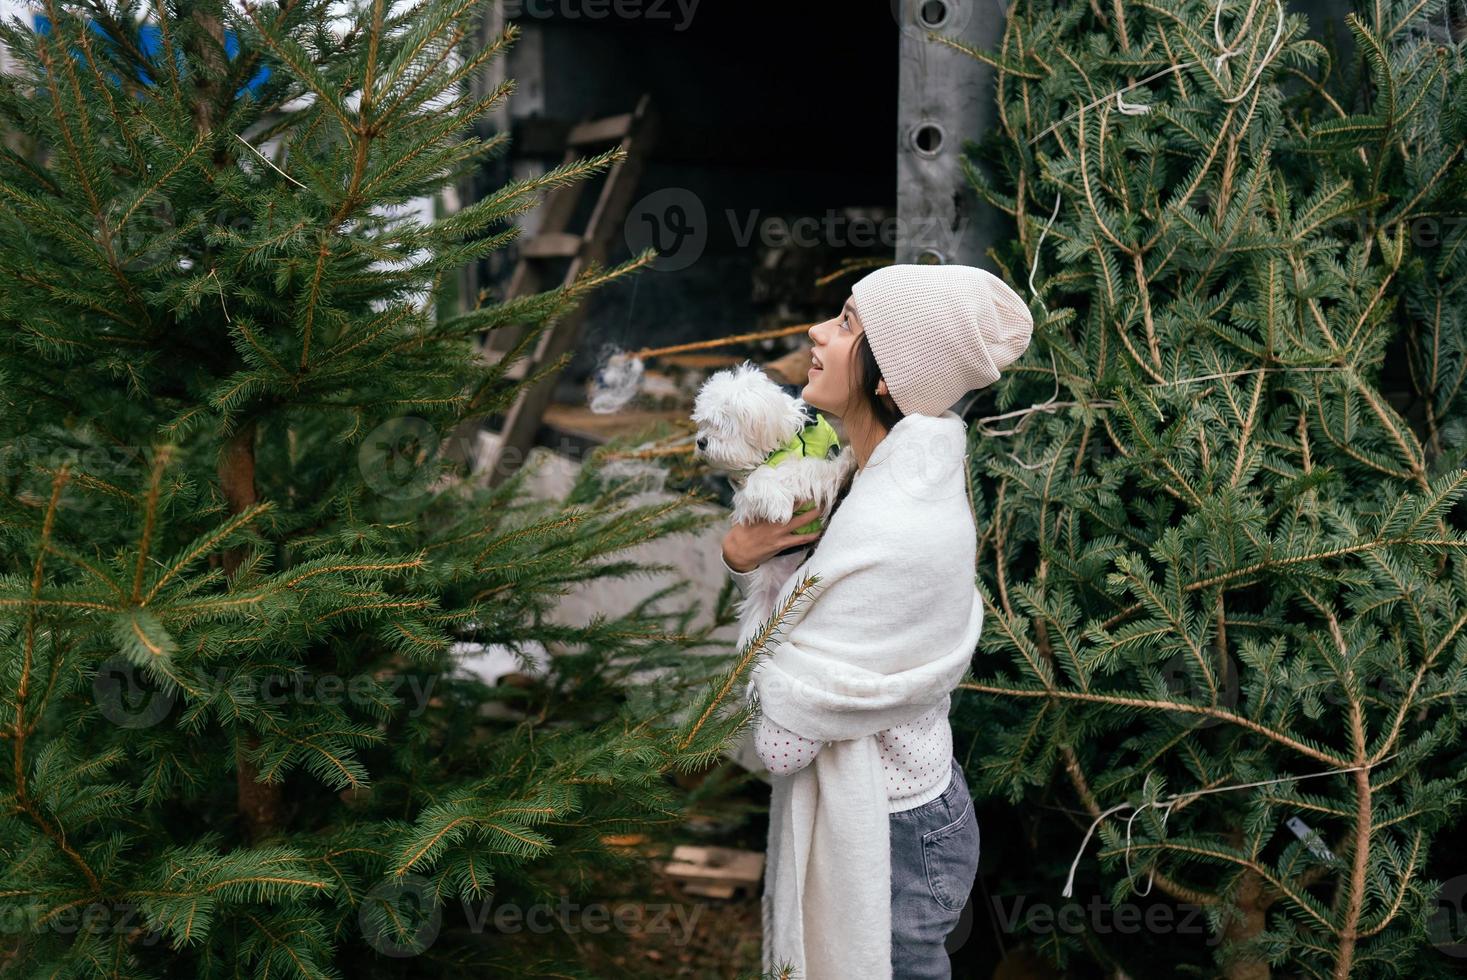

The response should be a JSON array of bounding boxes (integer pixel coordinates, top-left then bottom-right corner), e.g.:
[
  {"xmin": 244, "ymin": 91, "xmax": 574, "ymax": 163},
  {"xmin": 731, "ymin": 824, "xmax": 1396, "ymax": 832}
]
[{"xmin": 876, "ymin": 379, "xmax": 889, "ymax": 397}]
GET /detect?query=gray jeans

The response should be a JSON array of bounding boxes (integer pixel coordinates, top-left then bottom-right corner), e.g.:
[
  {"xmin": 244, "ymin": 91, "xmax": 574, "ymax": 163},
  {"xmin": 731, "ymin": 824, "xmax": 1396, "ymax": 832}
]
[{"xmin": 889, "ymin": 756, "xmax": 980, "ymax": 979}]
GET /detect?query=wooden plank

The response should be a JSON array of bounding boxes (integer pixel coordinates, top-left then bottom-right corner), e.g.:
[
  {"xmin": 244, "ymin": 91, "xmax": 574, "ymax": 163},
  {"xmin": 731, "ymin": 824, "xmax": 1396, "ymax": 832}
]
[
  {"xmin": 664, "ymin": 844, "xmax": 765, "ymax": 879},
  {"xmin": 541, "ymin": 404, "xmax": 688, "ymax": 444},
  {"xmin": 567, "ymin": 111, "xmax": 632, "ymax": 146},
  {"xmin": 521, "ymin": 232, "xmax": 583, "ymax": 259},
  {"xmin": 661, "ymin": 844, "xmax": 765, "ymax": 886}
]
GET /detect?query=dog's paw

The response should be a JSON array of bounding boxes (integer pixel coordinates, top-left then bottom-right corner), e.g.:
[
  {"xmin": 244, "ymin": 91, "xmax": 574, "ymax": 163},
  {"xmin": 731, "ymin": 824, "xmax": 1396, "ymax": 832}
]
[
  {"xmin": 732, "ymin": 494, "xmax": 794, "ymax": 526},
  {"xmin": 733, "ymin": 468, "xmax": 796, "ymax": 524}
]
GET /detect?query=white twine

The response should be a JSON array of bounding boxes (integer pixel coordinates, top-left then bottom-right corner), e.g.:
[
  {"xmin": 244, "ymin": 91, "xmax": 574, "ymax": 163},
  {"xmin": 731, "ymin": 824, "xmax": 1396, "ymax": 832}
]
[
  {"xmin": 972, "ymin": 365, "xmax": 1347, "ymax": 439},
  {"xmin": 234, "ymin": 133, "xmax": 306, "ymax": 189},
  {"xmin": 1026, "ymin": 0, "xmax": 1288, "ymax": 147},
  {"xmin": 1028, "ymin": 192, "xmax": 1062, "ymax": 315},
  {"xmin": 1212, "ymin": 0, "xmax": 1288, "ymax": 105},
  {"xmin": 998, "ymin": 0, "xmax": 1307, "ymax": 449},
  {"xmin": 207, "ymin": 267, "xmax": 231, "ymax": 323},
  {"xmin": 1060, "ymin": 751, "xmax": 1401, "ymax": 899},
  {"xmin": 1115, "ymin": 90, "xmax": 1151, "ymax": 115},
  {"xmin": 977, "ymin": 190, "xmax": 1065, "ymax": 464}
]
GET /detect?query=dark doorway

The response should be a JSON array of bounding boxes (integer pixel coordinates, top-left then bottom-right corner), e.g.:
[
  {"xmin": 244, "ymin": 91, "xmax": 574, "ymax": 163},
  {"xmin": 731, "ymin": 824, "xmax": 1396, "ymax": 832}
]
[{"xmin": 481, "ymin": 1, "xmax": 900, "ymax": 398}]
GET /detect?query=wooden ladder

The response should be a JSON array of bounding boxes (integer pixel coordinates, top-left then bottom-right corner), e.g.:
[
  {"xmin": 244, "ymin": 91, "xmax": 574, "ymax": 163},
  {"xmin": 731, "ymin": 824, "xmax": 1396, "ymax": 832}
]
[{"xmin": 474, "ymin": 94, "xmax": 657, "ymax": 488}]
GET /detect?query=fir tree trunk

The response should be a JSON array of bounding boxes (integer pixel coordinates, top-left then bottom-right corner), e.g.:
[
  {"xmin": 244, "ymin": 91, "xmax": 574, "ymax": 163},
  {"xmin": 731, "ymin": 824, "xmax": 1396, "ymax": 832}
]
[
  {"xmin": 218, "ymin": 419, "xmax": 281, "ymax": 843},
  {"xmin": 1219, "ymin": 863, "xmax": 1270, "ymax": 980}
]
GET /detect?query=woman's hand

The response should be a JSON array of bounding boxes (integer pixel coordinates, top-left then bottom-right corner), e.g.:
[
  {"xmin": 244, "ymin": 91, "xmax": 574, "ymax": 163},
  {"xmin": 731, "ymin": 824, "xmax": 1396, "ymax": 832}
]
[{"xmin": 721, "ymin": 502, "xmax": 827, "ymax": 573}]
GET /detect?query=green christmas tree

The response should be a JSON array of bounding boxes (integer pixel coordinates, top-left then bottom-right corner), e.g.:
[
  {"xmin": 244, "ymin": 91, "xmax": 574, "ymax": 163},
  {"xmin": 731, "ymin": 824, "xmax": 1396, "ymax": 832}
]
[
  {"xmin": 0, "ymin": 0, "xmax": 788, "ymax": 974},
  {"xmin": 937, "ymin": 0, "xmax": 1467, "ymax": 976}
]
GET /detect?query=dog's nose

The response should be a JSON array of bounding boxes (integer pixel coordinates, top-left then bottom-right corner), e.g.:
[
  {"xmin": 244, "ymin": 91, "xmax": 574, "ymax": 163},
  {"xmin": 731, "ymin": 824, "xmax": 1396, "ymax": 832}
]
[{"xmin": 695, "ymin": 436, "xmax": 708, "ymax": 452}]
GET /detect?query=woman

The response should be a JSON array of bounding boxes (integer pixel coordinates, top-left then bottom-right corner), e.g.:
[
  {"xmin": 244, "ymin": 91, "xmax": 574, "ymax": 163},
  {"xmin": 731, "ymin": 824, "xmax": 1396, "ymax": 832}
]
[{"xmin": 719, "ymin": 263, "xmax": 1034, "ymax": 980}]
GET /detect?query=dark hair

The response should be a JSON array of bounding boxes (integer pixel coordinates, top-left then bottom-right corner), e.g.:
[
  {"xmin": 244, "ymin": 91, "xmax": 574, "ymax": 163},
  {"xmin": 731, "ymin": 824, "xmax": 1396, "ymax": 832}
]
[
  {"xmin": 851, "ymin": 331, "xmax": 904, "ymax": 432},
  {"xmin": 823, "ymin": 332, "xmax": 905, "ymax": 524}
]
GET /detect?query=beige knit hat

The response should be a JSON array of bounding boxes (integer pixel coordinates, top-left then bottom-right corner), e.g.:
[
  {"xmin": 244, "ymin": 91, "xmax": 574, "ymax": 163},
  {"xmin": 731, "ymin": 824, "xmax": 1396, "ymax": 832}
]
[{"xmin": 850, "ymin": 264, "xmax": 1034, "ymax": 417}]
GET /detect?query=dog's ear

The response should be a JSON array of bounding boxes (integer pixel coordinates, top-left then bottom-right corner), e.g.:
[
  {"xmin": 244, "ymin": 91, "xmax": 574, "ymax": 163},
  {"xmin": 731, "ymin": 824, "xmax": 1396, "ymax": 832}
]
[
  {"xmin": 691, "ymin": 366, "xmax": 735, "ymax": 423},
  {"xmin": 745, "ymin": 375, "xmax": 809, "ymax": 453}
]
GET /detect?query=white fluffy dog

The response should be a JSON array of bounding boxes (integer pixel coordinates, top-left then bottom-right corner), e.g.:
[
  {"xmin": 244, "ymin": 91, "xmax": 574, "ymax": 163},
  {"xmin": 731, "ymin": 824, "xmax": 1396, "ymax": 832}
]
[{"xmin": 692, "ymin": 361, "xmax": 855, "ymax": 649}]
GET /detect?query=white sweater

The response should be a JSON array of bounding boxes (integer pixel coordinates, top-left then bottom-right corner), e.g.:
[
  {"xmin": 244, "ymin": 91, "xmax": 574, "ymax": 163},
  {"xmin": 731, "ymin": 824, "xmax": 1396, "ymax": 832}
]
[
  {"xmin": 724, "ymin": 552, "xmax": 955, "ymax": 811},
  {"xmin": 733, "ymin": 409, "xmax": 984, "ymax": 980}
]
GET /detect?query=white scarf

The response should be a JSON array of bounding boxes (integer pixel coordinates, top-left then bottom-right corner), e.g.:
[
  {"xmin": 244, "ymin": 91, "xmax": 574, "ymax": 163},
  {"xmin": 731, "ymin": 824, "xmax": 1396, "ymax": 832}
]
[{"xmin": 746, "ymin": 410, "xmax": 985, "ymax": 980}]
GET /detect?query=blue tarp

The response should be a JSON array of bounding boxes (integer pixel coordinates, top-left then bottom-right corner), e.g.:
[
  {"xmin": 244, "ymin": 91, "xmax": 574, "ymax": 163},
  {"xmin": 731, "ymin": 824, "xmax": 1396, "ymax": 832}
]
[{"xmin": 30, "ymin": 12, "xmax": 270, "ymax": 98}]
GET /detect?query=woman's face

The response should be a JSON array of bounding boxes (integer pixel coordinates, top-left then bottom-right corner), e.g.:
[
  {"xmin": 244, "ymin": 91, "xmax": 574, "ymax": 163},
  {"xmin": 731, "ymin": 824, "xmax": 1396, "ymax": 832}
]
[{"xmin": 802, "ymin": 296, "xmax": 888, "ymax": 418}]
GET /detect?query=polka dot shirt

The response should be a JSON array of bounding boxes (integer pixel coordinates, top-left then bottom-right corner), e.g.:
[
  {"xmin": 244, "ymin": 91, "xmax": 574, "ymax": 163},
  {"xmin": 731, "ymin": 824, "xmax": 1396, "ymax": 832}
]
[{"xmin": 754, "ymin": 693, "xmax": 954, "ymax": 811}]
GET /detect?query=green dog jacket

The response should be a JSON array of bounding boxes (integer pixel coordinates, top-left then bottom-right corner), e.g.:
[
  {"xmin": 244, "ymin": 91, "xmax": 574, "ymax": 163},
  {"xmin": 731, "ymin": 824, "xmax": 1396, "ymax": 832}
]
[{"xmin": 761, "ymin": 411, "xmax": 841, "ymax": 535}]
